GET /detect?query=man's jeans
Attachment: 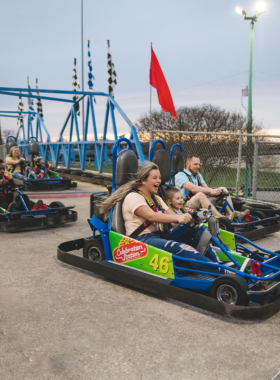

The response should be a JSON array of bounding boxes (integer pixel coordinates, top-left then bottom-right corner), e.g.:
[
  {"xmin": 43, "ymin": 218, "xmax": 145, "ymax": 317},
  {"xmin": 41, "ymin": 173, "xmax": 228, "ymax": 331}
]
[{"xmin": 137, "ymin": 224, "xmax": 222, "ymax": 274}]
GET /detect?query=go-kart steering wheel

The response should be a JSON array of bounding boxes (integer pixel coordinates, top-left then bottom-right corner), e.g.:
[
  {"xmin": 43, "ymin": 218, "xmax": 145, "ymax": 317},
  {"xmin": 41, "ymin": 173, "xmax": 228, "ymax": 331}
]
[
  {"xmin": 215, "ymin": 189, "xmax": 229, "ymax": 202},
  {"xmin": 6, "ymin": 178, "xmax": 25, "ymax": 191}
]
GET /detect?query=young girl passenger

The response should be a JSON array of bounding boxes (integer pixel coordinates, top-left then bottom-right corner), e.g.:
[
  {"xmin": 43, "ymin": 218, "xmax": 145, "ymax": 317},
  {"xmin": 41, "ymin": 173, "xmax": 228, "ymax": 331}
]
[{"xmin": 165, "ymin": 187, "xmax": 186, "ymax": 214}]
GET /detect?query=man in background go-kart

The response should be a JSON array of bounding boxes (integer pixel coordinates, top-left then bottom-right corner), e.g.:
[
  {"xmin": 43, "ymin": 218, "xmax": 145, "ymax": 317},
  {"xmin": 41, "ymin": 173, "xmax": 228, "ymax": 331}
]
[
  {"xmin": 175, "ymin": 155, "xmax": 249, "ymax": 220},
  {"xmin": 0, "ymin": 161, "xmax": 14, "ymax": 211},
  {"xmin": 0, "ymin": 160, "xmax": 43, "ymax": 212}
]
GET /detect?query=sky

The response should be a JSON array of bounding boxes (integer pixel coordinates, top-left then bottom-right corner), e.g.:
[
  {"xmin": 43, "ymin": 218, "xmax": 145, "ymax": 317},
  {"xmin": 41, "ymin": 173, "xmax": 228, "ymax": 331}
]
[{"xmin": 0, "ymin": 0, "xmax": 280, "ymax": 141}]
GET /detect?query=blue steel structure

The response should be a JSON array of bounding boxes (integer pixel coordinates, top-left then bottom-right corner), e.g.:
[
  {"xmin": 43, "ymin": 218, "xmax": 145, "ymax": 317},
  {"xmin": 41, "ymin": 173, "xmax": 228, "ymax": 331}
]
[{"xmin": 0, "ymin": 88, "xmax": 145, "ymax": 173}]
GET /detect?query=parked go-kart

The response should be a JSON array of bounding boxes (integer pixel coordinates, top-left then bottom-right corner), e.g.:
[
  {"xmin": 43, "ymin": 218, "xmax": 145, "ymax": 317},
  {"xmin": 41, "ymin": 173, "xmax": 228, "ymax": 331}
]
[
  {"xmin": 151, "ymin": 140, "xmax": 280, "ymax": 240},
  {"xmin": 57, "ymin": 138, "xmax": 280, "ymax": 320},
  {"xmin": 0, "ymin": 178, "xmax": 77, "ymax": 232},
  {"xmin": 5, "ymin": 136, "xmax": 76, "ymax": 190}
]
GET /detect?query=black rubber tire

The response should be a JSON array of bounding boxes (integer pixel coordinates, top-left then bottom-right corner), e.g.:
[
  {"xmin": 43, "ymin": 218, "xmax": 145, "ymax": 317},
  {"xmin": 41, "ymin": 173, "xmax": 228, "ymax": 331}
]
[
  {"xmin": 81, "ymin": 173, "xmax": 94, "ymax": 178},
  {"xmin": 71, "ymin": 170, "xmax": 84, "ymax": 176},
  {"xmin": 241, "ymin": 203, "xmax": 274, "ymax": 211},
  {"xmin": 64, "ymin": 176, "xmax": 70, "ymax": 180},
  {"xmin": 210, "ymin": 274, "xmax": 250, "ymax": 306},
  {"xmin": 49, "ymin": 201, "xmax": 65, "ymax": 208},
  {"xmin": 250, "ymin": 210, "xmax": 266, "ymax": 219},
  {"xmin": 83, "ymin": 238, "xmax": 105, "ymax": 263},
  {"xmin": 218, "ymin": 217, "xmax": 234, "ymax": 232},
  {"xmin": 60, "ymin": 169, "xmax": 72, "ymax": 174}
]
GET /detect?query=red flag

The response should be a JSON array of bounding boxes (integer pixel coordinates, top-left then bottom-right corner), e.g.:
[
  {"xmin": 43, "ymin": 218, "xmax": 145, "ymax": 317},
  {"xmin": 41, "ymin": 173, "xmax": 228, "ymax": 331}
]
[{"xmin": 149, "ymin": 46, "xmax": 177, "ymax": 120}]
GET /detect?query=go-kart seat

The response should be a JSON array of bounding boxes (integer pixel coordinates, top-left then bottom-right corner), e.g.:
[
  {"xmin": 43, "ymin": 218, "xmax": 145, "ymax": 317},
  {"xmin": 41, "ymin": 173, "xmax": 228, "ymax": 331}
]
[
  {"xmin": 152, "ymin": 148, "xmax": 170, "ymax": 200},
  {"xmin": 28, "ymin": 141, "xmax": 40, "ymax": 156},
  {"xmin": 111, "ymin": 149, "xmax": 138, "ymax": 235},
  {"xmin": 171, "ymin": 151, "xmax": 184, "ymax": 185},
  {"xmin": 152, "ymin": 149, "xmax": 170, "ymax": 185}
]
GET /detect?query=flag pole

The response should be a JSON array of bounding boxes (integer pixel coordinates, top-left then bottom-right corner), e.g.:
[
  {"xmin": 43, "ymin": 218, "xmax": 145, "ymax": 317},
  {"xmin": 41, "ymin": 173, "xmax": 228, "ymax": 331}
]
[
  {"xmin": 149, "ymin": 43, "xmax": 152, "ymax": 146},
  {"xmin": 81, "ymin": 0, "xmax": 85, "ymax": 136}
]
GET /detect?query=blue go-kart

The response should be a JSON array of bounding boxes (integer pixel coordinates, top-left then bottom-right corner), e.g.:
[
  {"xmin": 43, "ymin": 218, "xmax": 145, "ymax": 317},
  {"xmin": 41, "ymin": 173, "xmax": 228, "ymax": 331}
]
[
  {"xmin": 0, "ymin": 178, "xmax": 77, "ymax": 232},
  {"xmin": 57, "ymin": 138, "xmax": 280, "ymax": 320},
  {"xmin": 5, "ymin": 136, "xmax": 76, "ymax": 190}
]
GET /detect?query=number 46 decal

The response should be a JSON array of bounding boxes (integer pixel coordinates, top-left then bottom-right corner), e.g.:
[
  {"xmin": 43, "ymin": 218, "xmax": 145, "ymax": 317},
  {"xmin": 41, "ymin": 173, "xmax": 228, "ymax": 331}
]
[{"xmin": 149, "ymin": 254, "xmax": 170, "ymax": 274}]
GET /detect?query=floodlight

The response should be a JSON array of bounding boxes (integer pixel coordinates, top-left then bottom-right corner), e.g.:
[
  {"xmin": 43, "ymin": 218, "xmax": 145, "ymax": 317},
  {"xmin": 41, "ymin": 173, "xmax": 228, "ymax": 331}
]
[
  {"xmin": 236, "ymin": 6, "xmax": 243, "ymax": 14},
  {"xmin": 256, "ymin": 2, "xmax": 266, "ymax": 13}
]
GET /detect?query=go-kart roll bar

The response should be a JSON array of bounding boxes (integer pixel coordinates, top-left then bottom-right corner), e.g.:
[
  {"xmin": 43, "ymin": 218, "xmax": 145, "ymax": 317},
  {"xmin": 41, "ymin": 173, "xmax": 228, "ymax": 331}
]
[
  {"xmin": 6, "ymin": 135, "xmax": 17, "ymax": 143},
  {"xmin": 149, "ymin": 139, "xmax": 167, "ymax": 161},
  {"xmin": 169, "ymin": 143, "xmax": 183, "ymax": 184}
]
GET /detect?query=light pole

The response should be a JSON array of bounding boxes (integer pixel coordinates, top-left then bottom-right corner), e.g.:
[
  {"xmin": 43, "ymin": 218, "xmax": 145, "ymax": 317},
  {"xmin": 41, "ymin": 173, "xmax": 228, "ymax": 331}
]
[{"xmin": 236, "ymin": 2, "xmax": 266, "ymax": 198}]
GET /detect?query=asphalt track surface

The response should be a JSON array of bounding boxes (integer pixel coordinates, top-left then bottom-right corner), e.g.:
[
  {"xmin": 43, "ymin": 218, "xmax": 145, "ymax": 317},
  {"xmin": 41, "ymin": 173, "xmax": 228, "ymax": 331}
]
[{"xmin": 1, "ymin": 181, "xmax": 280, "ymax": 380}]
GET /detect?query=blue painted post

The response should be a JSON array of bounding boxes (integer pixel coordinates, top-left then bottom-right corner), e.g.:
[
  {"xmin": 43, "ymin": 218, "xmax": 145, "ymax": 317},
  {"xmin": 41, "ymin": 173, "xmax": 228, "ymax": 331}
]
[{"xmin": 99, "ymin": 100, "xmax": 110, "ymax": 173}]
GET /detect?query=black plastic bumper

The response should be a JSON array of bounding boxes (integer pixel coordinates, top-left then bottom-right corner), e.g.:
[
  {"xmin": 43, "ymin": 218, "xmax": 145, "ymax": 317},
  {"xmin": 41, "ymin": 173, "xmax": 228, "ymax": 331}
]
[
  {"xmin": 57, "ymin": 238, "xmax": 280, "ymax": 321},
  {"xmin": 0, "ymin": 209, "xmax": 77, "ymax": 232},
  {"xmin": 25, "ymin": 178, "xmax": 77, "ymax": 190},
  {"xmin": 232, "ymin": 216, "xmax": 280, "ymax": 239}
]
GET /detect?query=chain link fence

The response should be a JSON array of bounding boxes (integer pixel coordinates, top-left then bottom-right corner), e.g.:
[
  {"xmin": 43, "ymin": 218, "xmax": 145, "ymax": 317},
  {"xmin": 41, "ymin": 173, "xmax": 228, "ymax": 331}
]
[{"xmin": 146, "ymin": 131, "xmax": 280, "ymax": 205}]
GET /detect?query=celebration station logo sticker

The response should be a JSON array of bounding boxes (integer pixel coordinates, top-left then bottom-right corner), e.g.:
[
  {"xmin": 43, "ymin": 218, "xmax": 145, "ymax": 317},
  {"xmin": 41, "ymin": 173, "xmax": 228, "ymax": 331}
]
[{"xmin": 113, "ymin": 237, "xmax": 148, "ymax": 264}]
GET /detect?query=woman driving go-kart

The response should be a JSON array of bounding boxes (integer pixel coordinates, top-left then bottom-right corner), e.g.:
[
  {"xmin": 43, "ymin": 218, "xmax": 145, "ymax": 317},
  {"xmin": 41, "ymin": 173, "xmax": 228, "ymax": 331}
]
[
  {"xmin": 100, "ymin": 161, "xmax": 224, "ymax": 274},
  {"xmin": 5, "ymin": 146, "xmax": 36, "ymax": 181}
]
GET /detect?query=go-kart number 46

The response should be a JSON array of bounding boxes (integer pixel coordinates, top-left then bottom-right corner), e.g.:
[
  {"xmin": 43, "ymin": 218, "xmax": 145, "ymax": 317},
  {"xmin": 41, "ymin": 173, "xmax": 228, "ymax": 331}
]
[{"xmin": 149, "ymin": 254, "xmax": 170, "ymax": 274}]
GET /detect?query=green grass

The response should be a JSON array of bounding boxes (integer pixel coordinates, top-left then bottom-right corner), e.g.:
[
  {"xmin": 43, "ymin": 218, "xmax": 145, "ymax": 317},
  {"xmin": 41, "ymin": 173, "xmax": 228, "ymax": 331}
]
[
  {"xmin": 71, "ymin": 163, "xmax": 113, "ymax": 174},
  {"xmin": 202, "ymin": 167, "xmax": 280, "ymax": 188},
  {"xmin": 70, "ymin": 163, "xmax": 280, "ymax": 188}
]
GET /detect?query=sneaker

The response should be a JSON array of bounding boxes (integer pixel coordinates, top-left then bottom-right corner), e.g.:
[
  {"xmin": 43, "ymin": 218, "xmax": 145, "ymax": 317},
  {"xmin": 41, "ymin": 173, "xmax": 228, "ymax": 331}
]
[
  {"xmin": 230, "ymin": 211, "xmax": 239, "ymax": 221},
  {"xmin": 238, "ymin": 209, "xmax": 250, "ymax": 221},
  {"xmin": 35, "ymin": 200, "xmax": 43, "ymax": 210},
  {"xmin": 7, "ymin": 202, "xmax": 19, "ymax": 212}
]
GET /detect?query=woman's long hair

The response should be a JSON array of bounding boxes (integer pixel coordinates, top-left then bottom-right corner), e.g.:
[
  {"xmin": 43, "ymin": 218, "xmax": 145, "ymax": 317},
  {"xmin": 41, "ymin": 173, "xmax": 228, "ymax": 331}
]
[
  {"xmin": 6, "ymin": 146, "xmax": 20, "ymax": 159},
  {"xmin": 100, "ymin": 161, "xmax": 159, "ymax": 220}
]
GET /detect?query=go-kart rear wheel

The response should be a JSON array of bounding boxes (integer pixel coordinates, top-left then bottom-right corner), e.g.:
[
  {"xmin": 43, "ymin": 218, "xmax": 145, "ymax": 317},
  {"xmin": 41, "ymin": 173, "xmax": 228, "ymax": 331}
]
[
  {"xmin": 210, "ymin": 274, "xmax": 250, "ymax": 306},
  {"xmin": 250, "ymin": 210, "xmax": 266, "ymax": 219},
  {"xmin": 218, "ymin": 217, "xmax": 234, "ymax": 232},
  {"xmin": 83, "ymin": 238, "xmax": 105, "ymax": 263},
  {"xmin": 49, "ymin": 201, "xmax": 65, "ymax": 208}
]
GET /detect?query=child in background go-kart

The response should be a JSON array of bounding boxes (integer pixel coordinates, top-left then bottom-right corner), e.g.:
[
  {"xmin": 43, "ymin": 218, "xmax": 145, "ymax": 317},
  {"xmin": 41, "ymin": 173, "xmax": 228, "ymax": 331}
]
[
  {"xmin": 0, "ymin": 160, "xmax": 44, "ymax": 212},
  {"xmin": 100, "ymin": 162, "xmax": 223, "ymax": 274}
]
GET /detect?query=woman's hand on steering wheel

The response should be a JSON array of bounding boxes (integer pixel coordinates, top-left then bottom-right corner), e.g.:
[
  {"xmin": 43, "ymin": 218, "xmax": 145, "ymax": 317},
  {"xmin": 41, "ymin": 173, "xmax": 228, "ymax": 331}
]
[{"xmin": 177, "ymin": 213, "xmax": 192, "ymax": 225}]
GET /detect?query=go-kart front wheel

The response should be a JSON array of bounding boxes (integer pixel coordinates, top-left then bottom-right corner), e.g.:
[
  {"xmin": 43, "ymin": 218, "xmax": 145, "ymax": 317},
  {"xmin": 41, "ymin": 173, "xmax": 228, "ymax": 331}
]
[
  {"xmin": 210, "ymin": 274, "xmax": 250, "ymax": 306},
  {"xmin": 218, "ymin": 217, "xmax": 234, "ymax": 232},
  {"xmin": 83, "ymin": 238, "xmax": 105, "ymax": 263}
]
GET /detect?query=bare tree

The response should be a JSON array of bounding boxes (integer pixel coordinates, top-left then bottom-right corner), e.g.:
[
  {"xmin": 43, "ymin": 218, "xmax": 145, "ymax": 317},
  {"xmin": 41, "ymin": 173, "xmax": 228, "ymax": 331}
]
[
  {"xmin": 2, "ymin": 128, "xmax": 17, "ymax": 143},
  {"xmin": 136, "ymin": 104, "xmax": 263, "ymax": 185}
]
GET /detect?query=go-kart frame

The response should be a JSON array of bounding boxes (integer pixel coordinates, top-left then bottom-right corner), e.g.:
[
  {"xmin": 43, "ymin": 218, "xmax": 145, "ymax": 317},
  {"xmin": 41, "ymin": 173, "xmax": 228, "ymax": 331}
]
[
  {"xmin": 0, "ymin": 179, "xmax": 77, "ymax": 232},
  {"xmin": 5, "ymin": 136, "xmax": 76, "ymax": 190},
  {"xmin": 57, "ymin": 137, "xmax": 280, "ymax": 320}
]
